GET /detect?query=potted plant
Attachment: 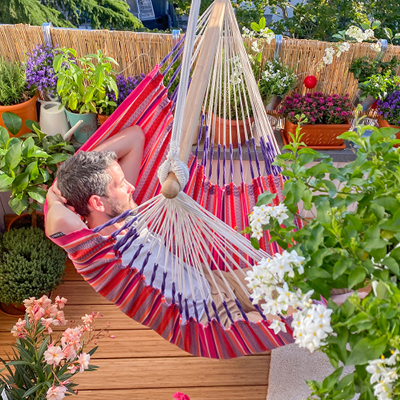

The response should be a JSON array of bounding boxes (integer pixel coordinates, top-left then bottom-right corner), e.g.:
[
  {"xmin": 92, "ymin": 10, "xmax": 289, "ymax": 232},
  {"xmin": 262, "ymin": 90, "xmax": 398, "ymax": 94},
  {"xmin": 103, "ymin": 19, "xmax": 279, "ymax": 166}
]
[
  {"xmin": 0, "ymin": 295, "xmax": 106, "ymax": 399},
  {"xmin": 279, "ymin": 92, "xmax": 352, "ymax": 149},
  {"xmin": 0, "ymin": 228, "xmax": 66, "ymax": 315},
  {"xmin": 357, "ymin": 71, "xmax": 400, "ymax": 107},
  {"xmin": 377, "ymin": 90, "xmax": 400, "ymax": 140},
  {"xmin": 53, "ymin": 48, "xmax": 119, "ymax": 143},
  {"xmin": 256, "ymin": 60, "xmax": 297, "ymax": 110},
  {"xmin": 245, "ymin": 112, "xmax": 400, "ymax": 399},
  {"xmin": 349, "ymin": 56, "xmax": 400, "ymax": 111},
  {"xmin": 100, "ymin": 74, "xmax": 142, "ymax": 125},
  {"xmin": 0, "ymin": 113, "xmax": 74, "ymax": 228},
  {"xmin": 0, "ymin": 58, "xmax": 37, "ymax": 137}
]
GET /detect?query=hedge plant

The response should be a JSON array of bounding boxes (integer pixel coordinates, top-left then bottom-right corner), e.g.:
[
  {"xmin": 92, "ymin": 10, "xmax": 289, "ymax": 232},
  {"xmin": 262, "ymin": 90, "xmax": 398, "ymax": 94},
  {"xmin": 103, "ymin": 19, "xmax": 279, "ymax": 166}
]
[{"xmin": 0, "ymin": 227, "xmax": 66, "ymax": 304}]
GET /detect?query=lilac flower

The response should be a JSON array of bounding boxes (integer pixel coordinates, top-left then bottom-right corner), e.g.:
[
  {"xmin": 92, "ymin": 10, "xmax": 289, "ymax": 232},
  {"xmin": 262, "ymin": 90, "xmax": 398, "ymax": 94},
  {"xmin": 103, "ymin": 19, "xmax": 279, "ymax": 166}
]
[{"xmin": 107, "ymin": 74, "xmax": 141, "ymax": 106}]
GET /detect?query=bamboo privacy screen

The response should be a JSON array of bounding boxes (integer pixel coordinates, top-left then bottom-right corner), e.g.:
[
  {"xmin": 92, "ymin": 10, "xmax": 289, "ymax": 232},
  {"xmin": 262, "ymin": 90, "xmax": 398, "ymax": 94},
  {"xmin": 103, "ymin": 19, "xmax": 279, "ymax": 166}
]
[{"xmin": 1, "ymin": 24, "xmax": 400, "ymax": 100}]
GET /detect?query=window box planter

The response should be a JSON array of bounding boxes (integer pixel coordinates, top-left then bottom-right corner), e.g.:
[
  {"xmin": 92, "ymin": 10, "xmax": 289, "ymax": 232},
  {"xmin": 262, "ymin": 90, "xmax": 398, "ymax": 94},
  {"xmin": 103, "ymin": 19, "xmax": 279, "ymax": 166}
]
[{"xmin": 281, "ymin": 119, "xmax": 351, "ymax": 150}]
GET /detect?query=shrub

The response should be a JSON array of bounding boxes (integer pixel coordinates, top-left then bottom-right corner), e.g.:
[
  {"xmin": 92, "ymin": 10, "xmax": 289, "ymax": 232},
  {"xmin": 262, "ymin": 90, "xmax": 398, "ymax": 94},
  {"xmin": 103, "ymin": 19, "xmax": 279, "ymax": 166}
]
[
  {"xmin": 0, "ymin": 227, "xmax": 66, "ymax": 304},
  {"xmin": 0, "ymin": 58, "xmax": 34, "ymax": 106}
]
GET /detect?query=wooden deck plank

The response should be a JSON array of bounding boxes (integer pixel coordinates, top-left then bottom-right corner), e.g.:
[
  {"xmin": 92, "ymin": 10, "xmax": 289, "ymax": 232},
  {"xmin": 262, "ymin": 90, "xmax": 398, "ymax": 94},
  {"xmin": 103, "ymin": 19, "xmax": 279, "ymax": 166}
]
[
  {"xmin": 64, "ymin": 260, "xmax": 84, "ymax": 281},
  {"xmin": 72, "ymin": 357, "xmax": 270, "ymax": 390},
  {"xmin": 53, "ymin": 282, "xmax": 111, "ymax": 305},
  {"xmin": 0, "ymin": 305, "xmax": 149, "ymax": 332},
  {"xmin": 76, "ymin": 386, "xmax": 268, "ymax": 400}
]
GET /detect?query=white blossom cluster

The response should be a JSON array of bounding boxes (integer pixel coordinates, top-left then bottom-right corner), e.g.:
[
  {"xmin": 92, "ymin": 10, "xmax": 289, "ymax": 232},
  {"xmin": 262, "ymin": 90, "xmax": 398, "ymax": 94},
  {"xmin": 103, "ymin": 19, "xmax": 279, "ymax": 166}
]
[
  {"xmin": 230, "ymin": 55, "xmax": 243, "ymax": 85},
  {"xmin": 249, "ymin": 203, "xmax": 289, "ymax": 239},
  {"xmin": 242, "ymin": 26, "xmax": 255, "ymax": 38},
  {"xmin": 323, "ymin": 46, "xmax": 336, "ymax": 65},
  {"xmin": 259, "ymin": 28, "xmax": 275, "ymax": 44},
  {"xmin": 371, "ymin": 41, "xmax": 382, "ymax": 52},
  {"xmin": 260, "ymin": 61, "xmax": 297, "ymax": 97},
  {"xmin": 292, "ymin": 304, "xmax": 333, "ymax": 353},
  {"xmin": 346, "ymin": 26, "xmax": 375, "ymax": 42},
  {"xmin": 367, "ymin": 350, "xmax": 399, "ymax": 400}
]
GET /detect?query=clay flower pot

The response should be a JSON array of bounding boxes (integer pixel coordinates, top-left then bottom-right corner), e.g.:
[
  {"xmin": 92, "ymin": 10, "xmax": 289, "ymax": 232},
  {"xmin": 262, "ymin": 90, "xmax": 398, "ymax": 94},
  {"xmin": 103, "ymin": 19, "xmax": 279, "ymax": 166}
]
[
  {"xmin": 282, "ymin": 120, "xmax": 351, "ymax": 150},
  {"xmin": 98, "ymin": 114, "xmax": 110, "ymax": 126},
  {"xmin": 377, "ymin": 117, "xmax": 400, "ymax": 146},
  {"xmin": 211, "ymin": 113, "xmax": 254, "ymax": 148},
  {"xmin": 0, "ymin": 94, "xmax": 38, "ymax": 137}
]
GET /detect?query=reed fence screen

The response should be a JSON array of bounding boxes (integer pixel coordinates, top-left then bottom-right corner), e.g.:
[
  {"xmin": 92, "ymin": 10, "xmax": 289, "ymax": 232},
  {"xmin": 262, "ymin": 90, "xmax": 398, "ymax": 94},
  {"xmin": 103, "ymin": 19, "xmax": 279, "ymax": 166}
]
[{"xmin": 1, "ymin": 23, "xmax": 400, "ymax": 101}]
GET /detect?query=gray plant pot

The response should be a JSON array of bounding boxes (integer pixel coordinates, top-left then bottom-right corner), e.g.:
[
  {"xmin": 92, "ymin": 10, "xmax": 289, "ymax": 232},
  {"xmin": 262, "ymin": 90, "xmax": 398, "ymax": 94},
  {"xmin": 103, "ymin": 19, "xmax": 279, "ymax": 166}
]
[
  {"xmin": 265, "ymin": 95, "xmax": 282, "ymax": 111},
  {"xmin": 353, "ymin": 89, "xmax": 376, "ymax": 112}
]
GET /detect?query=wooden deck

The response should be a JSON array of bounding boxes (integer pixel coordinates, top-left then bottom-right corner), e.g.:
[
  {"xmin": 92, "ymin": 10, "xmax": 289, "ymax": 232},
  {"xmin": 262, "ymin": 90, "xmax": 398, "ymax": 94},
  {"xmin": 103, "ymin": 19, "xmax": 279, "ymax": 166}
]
[{"xmin": 0, "ymin": 260, "xmax": 271, "ymax": 399}]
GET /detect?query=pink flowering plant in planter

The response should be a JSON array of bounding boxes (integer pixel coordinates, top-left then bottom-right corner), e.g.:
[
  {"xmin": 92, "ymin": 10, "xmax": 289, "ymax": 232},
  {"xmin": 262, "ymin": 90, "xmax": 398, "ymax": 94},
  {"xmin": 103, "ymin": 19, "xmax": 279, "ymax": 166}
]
[
  {"xmin": 0, "ymin": 295, "xmax": 111, "ymax": 400},
  {"xmin": 279, "ymin": 93, "xmax": 352, "ymax": 125}
]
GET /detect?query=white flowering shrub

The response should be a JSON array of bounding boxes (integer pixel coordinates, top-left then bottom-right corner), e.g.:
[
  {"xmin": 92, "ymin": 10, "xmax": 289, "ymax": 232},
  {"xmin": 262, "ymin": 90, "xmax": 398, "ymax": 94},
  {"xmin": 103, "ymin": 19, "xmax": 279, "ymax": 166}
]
[{"xmin": 245, "ymin": 113, "xmax": 400, "ymax": 399}]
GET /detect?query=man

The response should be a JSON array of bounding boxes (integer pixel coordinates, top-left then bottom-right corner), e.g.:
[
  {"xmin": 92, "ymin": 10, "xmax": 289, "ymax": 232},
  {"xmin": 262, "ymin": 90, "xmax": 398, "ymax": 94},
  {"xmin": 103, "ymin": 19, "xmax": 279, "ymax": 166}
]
[{"xmin": 46, "ymin": 126, "xmax": 265, "ymax": 327}]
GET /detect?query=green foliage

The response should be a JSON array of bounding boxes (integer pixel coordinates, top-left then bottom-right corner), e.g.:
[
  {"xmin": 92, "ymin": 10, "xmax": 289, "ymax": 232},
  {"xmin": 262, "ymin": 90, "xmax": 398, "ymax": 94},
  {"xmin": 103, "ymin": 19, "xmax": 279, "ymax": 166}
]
[
  {"xmin": 54, "ymin": 48, "xmax": 118, "ymax": 114},
  {"xmin": 358, "ymin": 71, "xmax": 400, "ymax": 100},
  {"xmin": 0, "ymin": 113, "xmax": 74, "ymax": 215},
  {"xmin": 0, "ymin": 227, "xmax": 66, "ymax": 304},
  {"xmin": 0, "ymin": 0, "xmax": 143, "ymax": 30},
  {"xmin": 255, "ymin": 109, "xmax": 400, "ymax": 398},
  {"xmin": 349, "ymin": 56, "xmax": 400, "ymax": 84},
  {"xmin": 0, "ymin": 58, "xmax": 34, "ymax": 107}
]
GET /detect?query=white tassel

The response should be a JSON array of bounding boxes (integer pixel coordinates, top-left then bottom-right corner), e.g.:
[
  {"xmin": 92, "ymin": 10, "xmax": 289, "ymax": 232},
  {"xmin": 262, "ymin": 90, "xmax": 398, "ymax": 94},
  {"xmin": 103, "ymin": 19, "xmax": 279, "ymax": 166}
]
[{"xmin": 157, "ymin": 141, "xmax": 190, "ymax": 191}]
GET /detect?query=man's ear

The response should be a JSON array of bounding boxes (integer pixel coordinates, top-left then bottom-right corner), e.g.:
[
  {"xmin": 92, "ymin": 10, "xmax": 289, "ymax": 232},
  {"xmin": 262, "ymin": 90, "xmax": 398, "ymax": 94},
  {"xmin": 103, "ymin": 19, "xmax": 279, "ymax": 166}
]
[{"xmin": 87, "ymin": 195, "xmax": 106, "ymax": 213}]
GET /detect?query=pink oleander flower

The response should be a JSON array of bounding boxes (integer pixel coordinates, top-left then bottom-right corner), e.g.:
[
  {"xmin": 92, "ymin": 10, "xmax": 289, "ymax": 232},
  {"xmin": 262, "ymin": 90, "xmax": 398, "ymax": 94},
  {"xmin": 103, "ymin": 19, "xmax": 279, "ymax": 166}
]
[
  {"xmin": 82, "ymin": 313, "xmax": 94, "ymax": 326},
  {"xmin": 44, "ymin": 346, "xmax": 65, "ymax": 366},
  {"xmin": 46, "ymin": 385, "xmax": 67, "ymax": 400},
  {"xmin": 173, "ymin": 392, "xmax": 191, "ymax": 400},
  {"xmin": 62, "ymin": 327, "xmax": 82, "ymax": 349},
  {"xmin": 11, "ymin": 318, "xmax": 27, "ymax": 338},
  {"xmin": 41, "ymin": 317, "xmax": 55, "ymax": 334},
  {"xmin": 53, "ymin": 310, "xmax": 66, "ymax": 326},
  {"xmin": 63, "ymin": 345, "xmax": 77, "ymax": 361},
  {"xmin": 55, "ymin": 296, "xmax": 67, "ymax": 309},
  {"xmin": 67, "ymin": 364, "xmax": 79, "ymax": 374},
  {"xmin": 77, "ymin": 353, "xmax": 90, "ymax": 373}
]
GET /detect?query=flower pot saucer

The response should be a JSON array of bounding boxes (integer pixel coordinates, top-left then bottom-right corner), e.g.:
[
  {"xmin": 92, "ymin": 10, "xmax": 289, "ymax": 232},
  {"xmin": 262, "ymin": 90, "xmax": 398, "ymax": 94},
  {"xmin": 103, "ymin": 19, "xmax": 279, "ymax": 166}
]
[{"xmin": 281, "ymin": 129, "xmax": 347, "ymax": 150}]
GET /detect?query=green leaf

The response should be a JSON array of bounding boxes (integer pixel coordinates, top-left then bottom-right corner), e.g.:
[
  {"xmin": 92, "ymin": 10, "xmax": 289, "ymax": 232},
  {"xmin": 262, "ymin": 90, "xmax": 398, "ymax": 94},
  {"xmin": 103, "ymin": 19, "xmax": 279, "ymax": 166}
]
[
  {"xmin": 372, "ymin": 20, "xmax": 381, "ymax": 29},
  {"xmin": 88, "ymin": 346, "xmax": 98, "ymax": 356},
  {"xmin": 382, "ymin": 257, "xmax": 400, "ymax": 276},
  {"xmin": 68, "ymin": 93, "xmax": 78, "ymax": 111},
  {"xmin": 256, "ymin": 192, "xmax": 277, "ymax": 206},
  {"xmin": 322, "ymin": 367, "xmax": 343, "ymax": 391},
  {"xmin": 9, "ymin": 194, "xmax": 28, "ymax": 215},
  {"xmin": 22, "ymin": 383, "xmax": 46, "ymax": 398},
  {"xmin": 251, "ymin": 237, "xmax": 260, "ymax": 250},
  {"xmin": 48, "ymin": 153, "xmax": 70, "ymax": 165},
  {"xmin": 12, "ymin": 172, "xmax": 29, "ymax": 192},
  {"xmin": 5, "ymin": 141, "xmax": 22, "ymax": 170},
  {"xmin": 375, "ymin": 281, "xmax": 389, "ymax": 299},
  {"xmin": 250, "ymin": 22, "xmax": 260, "ymax": 32},
  {"xmin": 346, "ymin": 336, "xmax": 388, "ymax": 366},
  {"xmin": 37, "ymin": 336, "xmax": 50, "ymax": 360},
  {"xmin": 2, "ymin": 112, "xmax": 22, "ymax": 136},
  {"xmin": 0, "ymin": 174, "xmax": 13, "ymax": 190},
  {"xmin": 27, "ymin": 186, "xmax": 47, "ymax": 204},
  {"xmin": 22, "ymin": 137, "xmax": 35, "ymax": 158},
  {"xmin": 95, "ymin": 66, "xmax": 105, "ymax": 87},
  {"xmin": 25, "ymin": 119, "xmax": 41, "ymax": 132},
  {"xmin": 0, "ymin": 126, "xmax": 9, "ymax": 146},
  {"xmin": 302, "ymin": 189, "xmax": 312, "ymax": 210},
  {"xmin": 363, "ymin": 239, "xmax": 388, "ymax": 252},
  {"xmin": 53, "ymin": 53, "xmax": 63, "ymax": 72},
  {"xmin": 259, "ymin": 17, "xmax": 266, "ymax": 30},
  {"xmin": 25, "ymin": 161, "xmax": 39, "ymax": 181},
  {"xmin": 348, "ymin": 267, "xmax": 366, "ymax": 288}
]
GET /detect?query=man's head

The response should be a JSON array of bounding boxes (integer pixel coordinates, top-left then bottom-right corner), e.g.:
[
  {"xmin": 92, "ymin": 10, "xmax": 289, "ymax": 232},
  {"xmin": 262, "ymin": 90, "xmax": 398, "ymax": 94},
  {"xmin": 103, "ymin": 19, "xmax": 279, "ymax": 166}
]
[{"xmin": 56, "ymin": 151, "xmax": 136, "ymax": 220}]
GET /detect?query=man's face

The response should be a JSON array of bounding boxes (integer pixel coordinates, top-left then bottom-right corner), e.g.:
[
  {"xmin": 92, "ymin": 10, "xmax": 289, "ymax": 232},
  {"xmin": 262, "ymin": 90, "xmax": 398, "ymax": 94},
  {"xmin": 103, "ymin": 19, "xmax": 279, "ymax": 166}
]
[{"xmin": 102, "ymin": 162, "xmax": 136, "ymax": 219}]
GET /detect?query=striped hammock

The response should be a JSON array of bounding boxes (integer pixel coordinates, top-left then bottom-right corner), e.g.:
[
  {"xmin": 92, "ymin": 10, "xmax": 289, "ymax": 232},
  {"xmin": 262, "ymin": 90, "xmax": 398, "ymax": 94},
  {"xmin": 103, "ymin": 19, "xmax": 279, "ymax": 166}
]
[{"xmin": 48, "ymin": 0, "xmax": 299, "ymax": 359}]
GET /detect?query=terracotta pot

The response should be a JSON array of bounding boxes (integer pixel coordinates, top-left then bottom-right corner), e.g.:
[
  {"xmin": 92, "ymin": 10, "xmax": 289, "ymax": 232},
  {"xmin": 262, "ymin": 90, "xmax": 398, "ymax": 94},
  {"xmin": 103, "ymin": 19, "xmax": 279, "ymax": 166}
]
[
  {"xmin": 282, "ymin": 120, "xmax": 351, "ymax": 150},
  {"xmin": 0, "ymin": 302, "xmax": 25, "ymax": 317},
  {"xmin": 7, "ymin": 212, "xmax": 45, "ymax": 231},
  {"xmin": 210, "ymin": 113, "xmax": 254, "ymax": 148},
  {"xmin": 377, "ymin": 117, "xmax": 400, "ymax": 146},
  {"xmin": 0, "ymin": 94, "xmax": 38, "ymax": 137},
  {"xmin": 98, "ymin": 114, "xmax": 110, "ymax": 126}
]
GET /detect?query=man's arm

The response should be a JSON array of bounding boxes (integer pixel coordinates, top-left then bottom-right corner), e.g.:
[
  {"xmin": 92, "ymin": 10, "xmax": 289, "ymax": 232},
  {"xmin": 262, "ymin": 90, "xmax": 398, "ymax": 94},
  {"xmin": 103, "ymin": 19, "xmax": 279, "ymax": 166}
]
[
  {"xmin": 93, "ymin": 126, "xmax": 145, "ymax": 186},
  {"xmin": 46, "ymin": 183, "xmax": 87, "ymax": 237}
]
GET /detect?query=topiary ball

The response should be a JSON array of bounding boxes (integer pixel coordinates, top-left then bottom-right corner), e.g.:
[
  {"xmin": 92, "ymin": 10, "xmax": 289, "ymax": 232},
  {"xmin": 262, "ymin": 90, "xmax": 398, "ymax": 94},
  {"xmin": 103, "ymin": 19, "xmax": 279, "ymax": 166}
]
[{"xmin": 0, "ymin": 227, "xmax": 66, "ymax": 305}]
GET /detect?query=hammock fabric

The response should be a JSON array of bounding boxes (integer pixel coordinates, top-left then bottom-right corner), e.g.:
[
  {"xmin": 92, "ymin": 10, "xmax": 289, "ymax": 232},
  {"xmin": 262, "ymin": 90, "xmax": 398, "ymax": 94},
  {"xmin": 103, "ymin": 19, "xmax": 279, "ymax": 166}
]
[{"xmin": 48, "ymin": 65, "xmax": 296, "ymax": 359}]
